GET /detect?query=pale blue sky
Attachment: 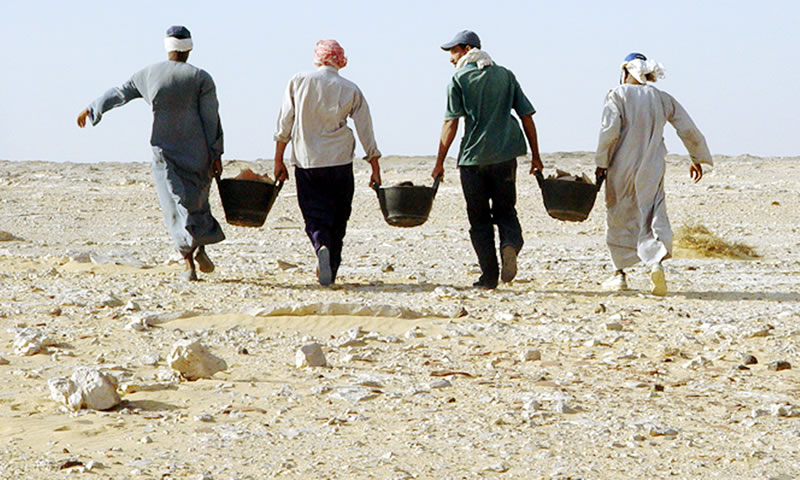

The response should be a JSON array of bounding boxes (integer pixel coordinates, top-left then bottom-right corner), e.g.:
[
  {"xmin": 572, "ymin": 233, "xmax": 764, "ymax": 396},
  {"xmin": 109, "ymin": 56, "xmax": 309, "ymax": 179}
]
[{"xmin": 1, "ymin": 1, "xmax": 797, "ymax": 162}]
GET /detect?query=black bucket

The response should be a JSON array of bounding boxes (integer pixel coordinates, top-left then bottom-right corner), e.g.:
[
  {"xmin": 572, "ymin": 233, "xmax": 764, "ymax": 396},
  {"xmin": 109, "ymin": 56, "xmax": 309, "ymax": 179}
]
[
  {"xmin": 216, "ymin": 176, "xmax": 284, "ymax": 227},
  {"xmin": 534, "ymin": 170, "xmax": 605, "ymax": 222},
  {"xmin": 372, "ymin": 176, "xmax": 441, "ymax": 227}
]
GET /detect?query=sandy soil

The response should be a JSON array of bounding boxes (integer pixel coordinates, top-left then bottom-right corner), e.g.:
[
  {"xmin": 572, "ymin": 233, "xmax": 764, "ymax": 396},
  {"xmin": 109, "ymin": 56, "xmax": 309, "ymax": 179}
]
[{"xmin": 0, "ymin": 154, "xmax": 798, "ymax": 479}]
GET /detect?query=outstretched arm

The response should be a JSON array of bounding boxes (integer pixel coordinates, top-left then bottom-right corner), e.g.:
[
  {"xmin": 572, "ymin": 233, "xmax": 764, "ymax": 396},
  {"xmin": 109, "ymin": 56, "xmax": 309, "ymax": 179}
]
[
  {"xmin": 520, "ymin": 114, "xmax": 543, "ymax": 173},
  {"xmin": 77, "ymin": 79, "xmax": 142, "ymax": 128},
  {"xmin": 433, "ymin": 118, "xmax": 458, "ymax": 180}
]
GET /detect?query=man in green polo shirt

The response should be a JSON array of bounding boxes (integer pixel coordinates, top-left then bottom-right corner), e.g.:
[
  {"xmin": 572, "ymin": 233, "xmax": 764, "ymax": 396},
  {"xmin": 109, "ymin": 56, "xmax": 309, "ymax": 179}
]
[{"xmin": 433, "ymin": 30, "xmax": 543, "ymax": 289}]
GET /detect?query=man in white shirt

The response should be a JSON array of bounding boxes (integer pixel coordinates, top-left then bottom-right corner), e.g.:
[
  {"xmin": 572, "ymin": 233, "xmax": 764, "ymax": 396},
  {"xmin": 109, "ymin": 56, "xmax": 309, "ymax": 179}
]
[{"xmin": 274, "ymin": 40, "xmax": 382, "ymax": 286}]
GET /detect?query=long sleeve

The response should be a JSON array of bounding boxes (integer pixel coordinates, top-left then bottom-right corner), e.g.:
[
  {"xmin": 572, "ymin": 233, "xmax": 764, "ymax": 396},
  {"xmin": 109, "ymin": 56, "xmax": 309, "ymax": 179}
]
[
  {"xmin": 595, "ymin": 91, "xmax": 623, "ymax": 168},
  {"xmin": 664, "ymin": 93, "xmax": 712, "ymax": 166},
  {"xmin": 273, "ymin": 77, "xmax": 296, "ymax": 143},
  {"xmin": 350, "ymin": 88, "xmax": 381, "ymax": 160},
  {"xmin": 198, "ymin": 72, "xmax": 223, "ymax": 157},
  {"xmin": 87, "ymin": 79, "xmax": 142, "ymax": 126}
]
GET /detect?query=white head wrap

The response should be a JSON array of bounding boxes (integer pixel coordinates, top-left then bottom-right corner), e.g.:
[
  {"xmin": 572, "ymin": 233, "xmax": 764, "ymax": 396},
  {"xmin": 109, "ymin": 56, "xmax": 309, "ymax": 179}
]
[
  {"xmin": 455, "ymin": 48, "xmax": 494, "ymax": 70},
  {"xmin": 622, "ymin": 58, "xmax": 665, "ymax": 84},
  {"xmin": 164, "ymin": 36, "xmax": 193, "ymax": 53}
]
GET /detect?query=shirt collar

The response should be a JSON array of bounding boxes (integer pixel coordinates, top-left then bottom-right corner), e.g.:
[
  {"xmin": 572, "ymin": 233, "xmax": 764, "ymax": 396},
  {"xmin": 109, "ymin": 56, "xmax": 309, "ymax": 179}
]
[{"xmin": 318, "ymin": 65, "xmax": 340, "ymax": 73}]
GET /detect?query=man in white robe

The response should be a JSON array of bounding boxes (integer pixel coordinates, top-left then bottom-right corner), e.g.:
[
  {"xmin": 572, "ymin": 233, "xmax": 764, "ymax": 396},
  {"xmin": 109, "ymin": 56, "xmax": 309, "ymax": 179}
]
[{"xmin": 595, "ymin": 53, "xmax": 712, "ymax": 296}]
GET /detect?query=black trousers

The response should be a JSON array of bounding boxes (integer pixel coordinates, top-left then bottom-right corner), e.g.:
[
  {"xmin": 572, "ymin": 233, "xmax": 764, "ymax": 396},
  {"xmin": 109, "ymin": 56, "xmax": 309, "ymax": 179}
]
[
  {"xmin": 459, "ymin": 158, "xmax": 524, "ymax": 283},
  {"xmin": 295, "ymin": 163, "xmax": 354, "ymax": 279}
]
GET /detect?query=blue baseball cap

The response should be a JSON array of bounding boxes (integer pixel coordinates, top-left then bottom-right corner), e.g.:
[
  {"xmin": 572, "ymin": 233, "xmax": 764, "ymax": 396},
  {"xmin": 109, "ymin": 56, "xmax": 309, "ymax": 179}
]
[
  {"xmin": 624, "ymin": 52, "xmax": 647, "ymax": 62},
  {"xmin": 166, "ymin": 25, "xmax": 191, "ymax": 39},
  {"xmin": 441, "ymin": 30, "xmax": 481, "ymax": 50}
]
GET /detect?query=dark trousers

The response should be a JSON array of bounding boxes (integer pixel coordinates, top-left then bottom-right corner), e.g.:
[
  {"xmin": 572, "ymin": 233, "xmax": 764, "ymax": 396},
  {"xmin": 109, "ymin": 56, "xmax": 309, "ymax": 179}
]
[
  {"xmin": 459, "ymin": 158, "xmax": 524, "ymax": 283},
  {"xmin": 295, "ymin": 163, "xmax": 354, "ymax": 279}
]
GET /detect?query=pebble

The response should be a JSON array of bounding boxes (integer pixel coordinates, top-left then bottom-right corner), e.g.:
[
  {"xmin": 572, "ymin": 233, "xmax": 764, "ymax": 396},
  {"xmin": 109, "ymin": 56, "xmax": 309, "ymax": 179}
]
[
  {"xmin": 404, "ymin": 327, "xmax": 424, "ymax": 339},
  {"xmin": 0, "ymin": 356, "xmax": 9, "ymax": 365},
  {"xmin": 767, "ymin": 360, "xmax": 791, "ymax": 371},
  {"xmin": 741, "ymin": 354, "xmax": 758, "ymax": 365},
  {"xmin": 167, "ymin": 340, "xmax": 227, "ymax": 380},
  {"xmin": 296, "ymin": 343, "xmax": 327, "ymax": 368},
  {"xmin": 430, "ymin": 379, "xmax": 452, "ymax": 389},
  {"xmin": 520, "ymin": 349, "xmax": 542, "ymax": 362},
  {"xmin": 649, "ymin": 425, "xmax": 679, "ymax": 437},
  {"xmin": 605, "ymin": 321, "xmax": 624, "ymax": 331}
]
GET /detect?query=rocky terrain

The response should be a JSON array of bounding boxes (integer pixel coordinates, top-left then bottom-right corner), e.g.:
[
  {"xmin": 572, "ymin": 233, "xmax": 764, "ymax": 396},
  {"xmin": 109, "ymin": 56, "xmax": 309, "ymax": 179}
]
[{"xmin": 0, "ymin": 154, "xmax": 798, "ymax": 479}]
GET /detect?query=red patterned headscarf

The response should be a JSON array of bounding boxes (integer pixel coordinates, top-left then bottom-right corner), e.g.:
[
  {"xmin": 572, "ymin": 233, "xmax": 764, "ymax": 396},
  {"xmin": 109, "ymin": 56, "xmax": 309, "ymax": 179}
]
[{"xmin": 313, "ymin": 40, "xmax": 348, "ymax": 69}]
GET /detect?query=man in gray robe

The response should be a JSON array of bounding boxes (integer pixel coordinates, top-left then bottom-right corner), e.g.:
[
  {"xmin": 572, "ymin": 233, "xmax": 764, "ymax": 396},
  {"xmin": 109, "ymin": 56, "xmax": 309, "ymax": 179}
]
[
  {"xmin": 77, "ymin": 25, "xmax": 225, "ymax": 281},
  {"xmin": 595, "ymin": 52, "xmax": 712, "ymax": 296}
]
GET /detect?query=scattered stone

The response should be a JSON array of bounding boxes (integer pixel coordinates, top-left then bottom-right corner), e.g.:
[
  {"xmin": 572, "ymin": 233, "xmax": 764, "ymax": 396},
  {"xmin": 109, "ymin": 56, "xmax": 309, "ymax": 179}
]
[
  {"xmin": 167, "ymin": 340, "xmax": 227, "ymax": 380},
  {"xmin": 49, "ymin": 367, "xmax": 121, "ymax": 411},
  {"xmin": 295, "ymin": 343, "xmax": 327, "ymax": 368},
  {"xmin": 649, "ymin": 425, "xmax": 679, "ymax": 437},
  {"xmin": 237, "ymin": 346, "xmax": 249, "ymax": 355},
  {"xmin": 684, "ymin": 356, "xmax": 712, "ymax": 369},
  {"xmin": 381, "ymin": 263, "xmax": 394, "ymax": 273},
  {"xmin": 745, "ymin": 326, "xmax": 773, "ymax": 338},
  {"xmin": 605, "ymin": 321, "xmax": 623, "ymax": 331},
  {"xmin": 768, "ymin": 360, "xmax": 791, "ymax": 371},
  {"xmin": 741, "ymin": 354, "xmax": 758, "ymax": 365},
  {"xmin": 276, "ymin": 260, "xmax": 297, "ymax": 270},
  {"xmin": 0, "ymin": 231, "xmax": 24, "ymax": 242},
  {"xmin": 195, "ymin": 413, "xmax": 214, "ymax": 422},
  {"xmin": 554, "ymin": 400, "xmax": 578, "ymax": 414},
  {"xmin": 49, "ymin": 306, "xmax": 63, "ymax": 316},
  {"xmin": 653, "ymin": 384, "xmax": 665, "ymax": 392},
  {"xmin": 124, "ymin": 300, "xmax": 141, "ymax": 312},
  {"xmin": 140, "ymin": 353, "xmax": 159, "ymax": 366},
  {"xmin": 770, "ymin": 404, "xmax": 800, "ymax": 418},
  {"xmin": 483, "ymin": 462, "xmax": 509, "ymax": 473},
  {"xmin": 430, "ymin": 379, "xmax": 452, "ymax": 389},
  {"xmin": 520, "ymin": 349, "xmax": 542, "ymax": 362},
  {"xmin": 98, "ymin": 294, "xmax": 124, "ymax": 308},
  {"xmin": 12, "ymin": 328, "xmax": 56, "ymax": 356},
  {"xmin": 0, "ymin": 356, "xmax": 8, "ymax": 366},
  {"xmin": 404, "ymin": 326, "xmax": 424, "ymax": 339},
  {"xmin": 139, "ymin": 435, "xmax": 153, "ymax": 444},
  {"xmin": 329, "ymin": 386, "xmax": 379, "ymax": 403}
]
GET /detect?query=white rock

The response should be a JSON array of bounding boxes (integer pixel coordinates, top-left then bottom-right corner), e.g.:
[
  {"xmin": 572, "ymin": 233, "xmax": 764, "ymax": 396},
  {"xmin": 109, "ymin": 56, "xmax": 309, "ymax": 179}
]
[
  {"xmin": 771, "ymin": 403, "xmax": 800, "ymax": 418},
  {"xmin": 48, "ymin": 367, "xmax": 121, "ymax": 411},
  {"xmin": 124, "ymin": 300, "xmax": 141, "ymax": 312},
  {"xmin": 554, "ymin": 400, "xmax": 578, "ymax": 414},
  {"xmin": 520, "ymin": 349, "xmax": 542, "ymax": 362},
  {"xmin": 405, "ymin": 327, "xmax": 425, "ymax": 339},
  {"xmin": 13, "ymin": 328, "xmax": 56, "ymax": 356},
  {"xmin": 430, "ymin": 379, "xmax": 452, "ymax": 389},
  {"xmin": 684, "ymin": 355, "xmax": 712, "ymax": 369},
  {"xmin": 295, "ymin": 343, "xmax": 327, "ymax": 368},
  {"xmin": 98, "ymin": 294, "xmax": 124, "ymax": 308},
  {"xmin": 167, "ymin": 340, "xmax": 227, "ymax": 380}
]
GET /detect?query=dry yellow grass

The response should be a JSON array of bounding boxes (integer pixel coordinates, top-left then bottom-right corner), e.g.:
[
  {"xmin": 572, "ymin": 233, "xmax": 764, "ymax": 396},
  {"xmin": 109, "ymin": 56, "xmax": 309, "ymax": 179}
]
[{"xmin": 675, "ymin": 224, "xmax": 759, "ymax": 259}]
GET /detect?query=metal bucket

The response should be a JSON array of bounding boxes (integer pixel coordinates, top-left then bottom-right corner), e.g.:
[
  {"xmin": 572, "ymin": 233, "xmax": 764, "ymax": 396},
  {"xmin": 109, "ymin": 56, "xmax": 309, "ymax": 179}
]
[
  {"xmin": 372, "ymin": 176, "xmax": 441, "ymax": 227},
  {"xmin": 534, "ymin": 170, "xmax": 605, "ymax": 222},
  {"xmin": 216, "ymin": 176, "xmax": 284, "ymax": 227}
]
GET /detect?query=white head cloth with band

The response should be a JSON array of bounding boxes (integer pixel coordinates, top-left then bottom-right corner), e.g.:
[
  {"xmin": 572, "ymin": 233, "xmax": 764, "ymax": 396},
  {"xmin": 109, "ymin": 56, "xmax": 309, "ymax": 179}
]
[
  {"xmin": 164, "ymin": 25, "xmax": 193, "ymax": 53},
  {"xmin": 621, "ymin": 53, "xmax": 665, "ymax": 84}
]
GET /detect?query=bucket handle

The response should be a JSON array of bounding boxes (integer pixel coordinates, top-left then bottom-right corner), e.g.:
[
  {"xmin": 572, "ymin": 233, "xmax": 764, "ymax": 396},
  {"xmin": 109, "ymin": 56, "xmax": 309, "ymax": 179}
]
[
  {"xmin": 595, "ymin": 169, "xmax": 606, "ymax": 191},
  {"xmin": 370, "ymin": 181, "xmax": 381, "ymax": 194},
  {"xmin": 431, "ymin": 174, "xmax": 442, "ymax": 197},
  {"xmin": 534, "ymin": 169, "xmax": 544, "ymax": 189}
]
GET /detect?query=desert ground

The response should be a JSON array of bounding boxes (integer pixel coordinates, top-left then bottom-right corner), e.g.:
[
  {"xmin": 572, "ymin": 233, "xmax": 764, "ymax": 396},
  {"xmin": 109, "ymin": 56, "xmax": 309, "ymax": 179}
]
[{"xmin": 0, "ymin": 153, "xmax": 798, "ymax": 479}]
